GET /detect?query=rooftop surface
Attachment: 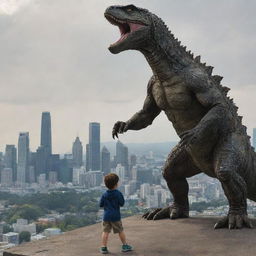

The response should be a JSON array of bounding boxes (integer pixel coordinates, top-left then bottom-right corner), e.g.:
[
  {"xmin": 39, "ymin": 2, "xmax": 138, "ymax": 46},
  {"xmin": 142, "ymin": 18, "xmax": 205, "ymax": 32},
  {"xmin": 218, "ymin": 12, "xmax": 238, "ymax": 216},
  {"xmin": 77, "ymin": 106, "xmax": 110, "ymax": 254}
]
[{"xmin": 4, "ymin": 215, "xmax": 256, "ymax": 256}]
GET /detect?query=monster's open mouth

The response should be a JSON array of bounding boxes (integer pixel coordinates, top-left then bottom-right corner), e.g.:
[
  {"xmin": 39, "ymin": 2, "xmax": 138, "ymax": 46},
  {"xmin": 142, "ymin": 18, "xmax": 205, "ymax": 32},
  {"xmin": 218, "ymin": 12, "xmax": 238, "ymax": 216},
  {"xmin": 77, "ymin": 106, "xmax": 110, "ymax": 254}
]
[{"xmin": 105, "ymin": 13, "xmax": 146, "ymax": 46}]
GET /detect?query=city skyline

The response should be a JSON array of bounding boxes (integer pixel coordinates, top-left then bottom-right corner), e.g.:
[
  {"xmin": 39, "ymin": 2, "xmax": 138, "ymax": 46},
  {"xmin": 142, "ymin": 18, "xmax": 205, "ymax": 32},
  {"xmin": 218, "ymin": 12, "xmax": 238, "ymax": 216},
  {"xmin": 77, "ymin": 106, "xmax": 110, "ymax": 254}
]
[{"xmin": 0, "ymin": 0, "xmax": 255, "ymax": 153}]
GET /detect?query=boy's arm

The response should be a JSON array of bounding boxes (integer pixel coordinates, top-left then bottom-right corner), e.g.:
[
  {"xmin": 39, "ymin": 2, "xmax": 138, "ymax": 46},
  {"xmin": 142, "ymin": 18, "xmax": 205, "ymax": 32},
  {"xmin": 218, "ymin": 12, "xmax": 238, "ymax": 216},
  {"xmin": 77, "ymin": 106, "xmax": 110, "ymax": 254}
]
[
  {"xmin": 119, "ymin": 192, "xmax": 125, "ymax": 207},
  {"xmin": 99, "ymin": 195, "xmax": 104, "ymax": 207}
]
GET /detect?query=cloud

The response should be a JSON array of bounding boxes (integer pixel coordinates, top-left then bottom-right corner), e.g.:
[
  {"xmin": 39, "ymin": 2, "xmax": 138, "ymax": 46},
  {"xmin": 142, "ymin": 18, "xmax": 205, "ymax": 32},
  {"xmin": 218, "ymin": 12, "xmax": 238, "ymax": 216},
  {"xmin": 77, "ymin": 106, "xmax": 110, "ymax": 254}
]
[{"xmin": 0, "ymin": 0, "xmax": 255, "ymax": 153}]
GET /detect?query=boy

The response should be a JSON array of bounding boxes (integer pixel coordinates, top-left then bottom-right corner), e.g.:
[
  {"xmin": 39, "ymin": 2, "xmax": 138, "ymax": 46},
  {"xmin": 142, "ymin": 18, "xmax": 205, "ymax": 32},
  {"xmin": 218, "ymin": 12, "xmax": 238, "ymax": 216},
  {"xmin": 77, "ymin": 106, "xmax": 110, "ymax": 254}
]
[{"xmin": 99, "ymin": 173, "xmax": 133, "ymax": 254}]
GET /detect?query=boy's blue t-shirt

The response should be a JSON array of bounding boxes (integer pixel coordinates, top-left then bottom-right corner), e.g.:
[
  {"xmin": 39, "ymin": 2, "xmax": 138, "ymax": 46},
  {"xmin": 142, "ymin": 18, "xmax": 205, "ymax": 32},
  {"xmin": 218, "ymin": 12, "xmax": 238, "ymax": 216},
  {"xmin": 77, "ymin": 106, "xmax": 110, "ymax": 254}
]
[{"xmin": 99, "ymin": 189, "xmax": 125, "ymax": 222}]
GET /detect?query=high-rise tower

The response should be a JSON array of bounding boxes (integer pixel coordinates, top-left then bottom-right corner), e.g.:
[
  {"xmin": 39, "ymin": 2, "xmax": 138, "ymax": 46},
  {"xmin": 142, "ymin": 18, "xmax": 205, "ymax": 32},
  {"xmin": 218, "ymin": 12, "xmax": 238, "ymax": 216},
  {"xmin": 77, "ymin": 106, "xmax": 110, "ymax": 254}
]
[
  {"xmin": 101, "ymin": 146, "xmax": 110, "ymax": 175},
  {"xmin": 17, "ymin": 132, "xmax": 29, "ymax": 185},
  {"xmin": 4, "ymin": 145, "xmax": 17, "ymax": 182},
  {"xmin": 116, "ymin": 140, "xmax": 129, "ymax": 173},
  {"xmin": 88, "ymin": 122, "xmax": 100, "ymax": 171},
  {"xmin": 38, "ymin": 112, "xmax": 52, "ymax": 176},
  {"xmin": 40, "ymin": 112, "xmax": 52, "ymax": 156},
  {"xmin": 72, "ymin": 137, "xmax": 83, "ymax": 167}
]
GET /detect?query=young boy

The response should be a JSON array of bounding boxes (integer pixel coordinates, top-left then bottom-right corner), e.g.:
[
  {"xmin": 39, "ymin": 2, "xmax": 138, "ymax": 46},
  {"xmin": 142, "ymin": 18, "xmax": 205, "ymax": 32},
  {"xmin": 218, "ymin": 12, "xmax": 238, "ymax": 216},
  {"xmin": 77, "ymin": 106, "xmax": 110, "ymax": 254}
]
[{"xmin": 99, "ymin": 173, "xmax": 133, "ymax": 254}]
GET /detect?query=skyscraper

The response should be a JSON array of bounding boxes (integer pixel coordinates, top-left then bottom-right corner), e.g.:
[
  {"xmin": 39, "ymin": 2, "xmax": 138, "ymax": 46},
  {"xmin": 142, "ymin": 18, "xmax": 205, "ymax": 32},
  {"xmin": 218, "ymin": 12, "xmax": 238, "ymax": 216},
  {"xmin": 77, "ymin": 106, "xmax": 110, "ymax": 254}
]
[
  {"xmin": 88, "ymin": 122, "xmax": 100, "ymax": 171},
  {"xmin": 40, "ymin": 112, "xmax": 52, "ymax": 156},
  {"xmin": 116, "ymin": 141, "xmax": 129, "ymax": 173},
  {"xmin": 38, "ymin": 112, "xmax": 52, "ymax": 176},
  {"xmin": 4, "ymin": 145, "xmax": 17, "ymax": 182},
  {"xmin": 101, "ymin": 146, "xmax": 110, "ymax": 175},
  {"xmin": 253, "ymin": 128, "xmax": 256, "ymax": 149},
  {"xmin": 72, "ymin": 137, "xmax": 83, "ymax": 167},
  {"xmin": 86, "ymin": 144, "xmax": 89, "ymax": 171},
  {"xmin": 17, "ymin": 132, "xmax": 29, "ymax": 185}
]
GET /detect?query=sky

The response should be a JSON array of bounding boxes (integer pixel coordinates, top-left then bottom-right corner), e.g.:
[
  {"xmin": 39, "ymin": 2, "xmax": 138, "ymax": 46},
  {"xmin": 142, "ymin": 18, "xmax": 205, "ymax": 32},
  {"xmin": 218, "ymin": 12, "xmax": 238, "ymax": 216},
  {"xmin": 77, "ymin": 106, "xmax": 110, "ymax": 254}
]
[{"xmin": 0, "ymin": 0, "xmax": 255, "ymax": 154}]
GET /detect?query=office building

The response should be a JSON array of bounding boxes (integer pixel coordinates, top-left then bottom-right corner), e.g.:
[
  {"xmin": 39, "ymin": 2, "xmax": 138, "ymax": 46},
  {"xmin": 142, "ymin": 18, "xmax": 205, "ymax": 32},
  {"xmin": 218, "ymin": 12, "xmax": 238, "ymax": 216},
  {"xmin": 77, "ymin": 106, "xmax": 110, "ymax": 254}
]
[
  {"xmin": 4, "ymin": 145, "xmax": 17, "ymax": 182},
  {"xmin": 116, "ymin": 141, "xmax": 129, "ymax": 174},
  {"xmin": 88, "ymin": 122, "xmax": 100, "ymax": 171},
  {"xmin": 1, "ymin": 168, "xmax": 13, "ymax": 186},
  {"xmin": 101, "ymin": 146, "xmax": 110, "ymax": 175},
  {"xmin": 17, "ymin": 132, "xmax": 29, "ymax": 185},
  {"xmin": 40, "ymin": 112, "xmax": 52, "ymax": 173},
  {"xmin": 72, "ymin": 137, "xmax": 83, "ymax": 167}
]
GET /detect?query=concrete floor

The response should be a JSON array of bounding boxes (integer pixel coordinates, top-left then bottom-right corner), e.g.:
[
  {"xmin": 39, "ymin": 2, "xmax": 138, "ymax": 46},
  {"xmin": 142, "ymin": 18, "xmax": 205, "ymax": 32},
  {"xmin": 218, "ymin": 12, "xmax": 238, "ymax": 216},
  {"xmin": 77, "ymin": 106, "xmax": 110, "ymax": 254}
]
[{"xmin": 4, "ymin": 215, "xmax": 256, "ymax": 256}]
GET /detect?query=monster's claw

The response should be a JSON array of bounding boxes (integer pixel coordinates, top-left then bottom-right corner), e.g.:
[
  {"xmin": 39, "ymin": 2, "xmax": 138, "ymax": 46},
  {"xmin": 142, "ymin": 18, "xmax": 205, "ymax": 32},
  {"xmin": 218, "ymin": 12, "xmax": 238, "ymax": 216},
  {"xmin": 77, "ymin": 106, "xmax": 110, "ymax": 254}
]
[
  {"xmin": 142, "ymin": 212, "xmax": 150, "ymax": 219},
  {"xmin": 214, "ymin": 216, "xmax": 228, "ymax": 229},
  {"xmin": 243, "ymin": 215, "xmax": 253, "ymax": 228},
  {"xmin": 153, "ymin": 207, "xmax": 170, "ymax": 220},
  {"xmin": 118, "ymin": 122, "xmax": 126, "ymax": 133},
  {"xmin": 146, "ymin": 208, "xmax": 162, "ymax": 220},
  {"xmin": 112, "ymin": 121, "xmax": 127, "ymax": 140},
  {"xmin": 214, "ymin": 214, "xmax": 253, "ymax": 229}
]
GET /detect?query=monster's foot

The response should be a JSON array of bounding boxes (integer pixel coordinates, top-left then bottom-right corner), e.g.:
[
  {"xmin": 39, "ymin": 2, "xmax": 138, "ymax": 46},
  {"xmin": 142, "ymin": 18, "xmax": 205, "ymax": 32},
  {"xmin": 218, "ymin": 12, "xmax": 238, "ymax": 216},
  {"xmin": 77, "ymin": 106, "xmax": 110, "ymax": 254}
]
[
  {"xmin": 214, "ymin": 213, "xmax": 253, "ymax": 229},
  {"xmin": 142, "ymin": 204, "xmax": 189, "ymax": 220}
]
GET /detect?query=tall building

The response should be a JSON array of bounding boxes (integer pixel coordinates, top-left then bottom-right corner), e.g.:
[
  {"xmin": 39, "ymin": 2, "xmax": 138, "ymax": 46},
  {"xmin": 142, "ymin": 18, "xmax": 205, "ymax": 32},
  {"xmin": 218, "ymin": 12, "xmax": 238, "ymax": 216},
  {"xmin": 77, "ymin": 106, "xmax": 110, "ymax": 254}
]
[
  {"xmin": 40, "ymin": 112, "xmax": 52, "ymax": 174},
  {"xmin": 17, "ymin": 132, "xmax": 29, "ymax": 185},
  {"xmin": 72, "ymin": 137, "xmax": 83, "ymax": 167},
  {"xmin": 88, "ymin": 122, "xmax": 100, "ymax": 171},
  {"xmin": 1, "ymin": 168, "xmax": 13, "ymax": 186},
  {"xmin": 40, "ymin": 112, "xmax": 52, "ymax": 156},
  {"xmin": 35, "ymin": 146, "xmax": 47, "ymax": 178},
  {"xmin": 253, "ymin": 128, "xmax": 256, "ymax": 149},
  {"xmin": 101, "ymin": 146, "xmax": 110, "ymax": 175},
  {"xmin": 86, "ymin": 144, "xmax": 89, "ymax": 171},
  {"xmin": 116, "ymin": 141, "xmax": 129, "ymax": 174},
  {"xmin": 4, "ymin": 145, "xmax": 17, "ymax": 182},
  {"xmin": 59, "ymin": 159, "xmax": 73, "ymax": 184}
]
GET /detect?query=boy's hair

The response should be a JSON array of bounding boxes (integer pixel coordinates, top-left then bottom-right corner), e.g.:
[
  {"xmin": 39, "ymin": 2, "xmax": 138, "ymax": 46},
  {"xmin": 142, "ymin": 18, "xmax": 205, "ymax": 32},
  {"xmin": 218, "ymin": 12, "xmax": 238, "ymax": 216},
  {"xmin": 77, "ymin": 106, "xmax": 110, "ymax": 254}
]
[{"xmin": 104, "ymin": 173, "xmax": 119, "ymax": 189}]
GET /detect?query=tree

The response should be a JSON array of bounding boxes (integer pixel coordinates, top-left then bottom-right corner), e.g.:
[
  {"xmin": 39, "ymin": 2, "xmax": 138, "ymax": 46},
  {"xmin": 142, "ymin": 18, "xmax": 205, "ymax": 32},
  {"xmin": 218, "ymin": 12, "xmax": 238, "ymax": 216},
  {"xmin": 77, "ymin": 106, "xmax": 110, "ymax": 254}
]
[{"xmin": 19, "ymin": 231, "xmax": 31, "ymax": 244}]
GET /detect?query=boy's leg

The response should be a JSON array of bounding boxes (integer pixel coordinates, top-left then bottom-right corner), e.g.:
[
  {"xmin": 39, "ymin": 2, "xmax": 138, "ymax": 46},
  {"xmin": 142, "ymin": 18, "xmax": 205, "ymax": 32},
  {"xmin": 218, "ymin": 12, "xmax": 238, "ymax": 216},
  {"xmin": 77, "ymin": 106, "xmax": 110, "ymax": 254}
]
[
  {"xmin": 102, "ymin": 232, "xmax": 109, "ymax": 247},
  {"xmin": 118, "ymin": 231, "xmax": 126, "ymax": 244}
]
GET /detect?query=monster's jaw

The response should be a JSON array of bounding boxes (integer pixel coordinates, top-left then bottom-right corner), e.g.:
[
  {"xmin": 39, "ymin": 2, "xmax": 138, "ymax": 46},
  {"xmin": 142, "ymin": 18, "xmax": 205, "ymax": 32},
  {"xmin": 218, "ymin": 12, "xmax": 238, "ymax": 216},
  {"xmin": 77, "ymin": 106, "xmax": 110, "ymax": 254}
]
[{"xmin": 105, "ymin": 13, "xmax": 146, "ymax": 52}]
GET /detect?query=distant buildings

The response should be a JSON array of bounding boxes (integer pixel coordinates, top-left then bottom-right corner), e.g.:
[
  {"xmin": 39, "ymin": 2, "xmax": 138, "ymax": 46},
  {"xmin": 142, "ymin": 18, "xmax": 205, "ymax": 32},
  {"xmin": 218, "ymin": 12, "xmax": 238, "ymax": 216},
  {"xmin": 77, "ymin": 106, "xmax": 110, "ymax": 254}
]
[
  {"xmin": 101, "ymin": 146, "xmax": 110, "ymax": 175},
  {"xmin": 1, "ymin": 168, "xmax": 13, "ymax": 186},
  {"xmin": 13, "ymin": 219, "xmax": 36, "ymax": 235},
  {"xmin": 17, "ymin": 132, "xmax": 29, "ymax": 185},
  {"xmin": 3, "ymin": 232, "xmax": 19, "ymax": 245},
  {"xmin": 72, "ymin": 137, "xmax": 83, "ymax": 168},
  {"xmin": 40, "ymin": 112, "xmax": 52, "ymax": 156},
  {"xmin": 43, "ymin": 228, "xmax": 61, "ymax": 237},
  {"xmin": 116, "ymin": 141, "xmax": 128, "ymax": 176},
  {"xmin": 88, "ymin": 122, "xmax": 100, "ymax": 171},
  {"xmin": 39, "ymin": 112, "xmax": 52, "ymax": 175},
  {"xmin": 4, "ymin": 145, "xmax": 17, "ymax": 182}
]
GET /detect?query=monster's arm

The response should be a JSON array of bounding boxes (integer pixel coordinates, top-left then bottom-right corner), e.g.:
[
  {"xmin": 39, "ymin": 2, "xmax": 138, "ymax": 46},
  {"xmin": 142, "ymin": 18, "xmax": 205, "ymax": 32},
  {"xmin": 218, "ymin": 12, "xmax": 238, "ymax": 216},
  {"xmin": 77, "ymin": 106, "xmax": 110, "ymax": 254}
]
[
  {"xmin": 112, "ymin": 78, "xmax": 161, "ymax": 139},
  {"xmin": 180, "ymin": 75, "xmax": 232, "ymax": 145}
]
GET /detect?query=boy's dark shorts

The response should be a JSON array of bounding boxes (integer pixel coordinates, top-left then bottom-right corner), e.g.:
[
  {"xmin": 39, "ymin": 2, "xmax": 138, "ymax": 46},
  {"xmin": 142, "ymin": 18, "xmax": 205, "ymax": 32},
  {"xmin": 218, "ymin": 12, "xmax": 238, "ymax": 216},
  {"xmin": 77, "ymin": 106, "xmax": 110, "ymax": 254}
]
[{"xmin": 102, "ymin": 221, "xmax": 123, "ymax": 233}]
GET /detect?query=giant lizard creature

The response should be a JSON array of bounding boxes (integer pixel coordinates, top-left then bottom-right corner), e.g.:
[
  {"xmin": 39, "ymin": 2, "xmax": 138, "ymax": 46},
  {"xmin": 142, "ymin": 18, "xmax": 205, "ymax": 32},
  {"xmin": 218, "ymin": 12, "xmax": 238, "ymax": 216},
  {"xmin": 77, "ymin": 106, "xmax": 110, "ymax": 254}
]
[{"xmin": 105, "ymin": 4, "xmax": 255, "ymax": 229}]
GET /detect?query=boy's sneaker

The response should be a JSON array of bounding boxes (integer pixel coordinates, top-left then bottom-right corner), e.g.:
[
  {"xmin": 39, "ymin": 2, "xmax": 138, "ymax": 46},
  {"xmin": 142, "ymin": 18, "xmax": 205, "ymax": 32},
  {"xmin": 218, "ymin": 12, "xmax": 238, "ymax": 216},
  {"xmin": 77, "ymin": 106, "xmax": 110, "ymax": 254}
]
[
  {"xmin": 122, "ymin": 244, "xmax": 133, "ymax": 252},
  {"xmin": 100, "ymin": 246, "xmax": 109, "ymax": 254}
]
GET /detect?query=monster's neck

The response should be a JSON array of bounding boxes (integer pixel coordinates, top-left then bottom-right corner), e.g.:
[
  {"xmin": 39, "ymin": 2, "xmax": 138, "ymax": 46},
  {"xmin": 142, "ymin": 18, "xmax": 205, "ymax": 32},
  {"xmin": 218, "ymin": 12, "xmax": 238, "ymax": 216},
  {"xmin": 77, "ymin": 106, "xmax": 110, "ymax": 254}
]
[{"xmin": 140, "ymin": 17, "xmax": 192, "ymax": 81}]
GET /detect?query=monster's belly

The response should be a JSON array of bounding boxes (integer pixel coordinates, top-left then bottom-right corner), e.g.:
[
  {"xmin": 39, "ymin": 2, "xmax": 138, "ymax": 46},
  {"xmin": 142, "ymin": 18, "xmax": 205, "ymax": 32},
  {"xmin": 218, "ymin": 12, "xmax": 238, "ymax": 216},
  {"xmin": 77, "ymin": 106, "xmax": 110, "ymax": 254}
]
[{"xmin": 152, "ymin": 80, "xmax": 207, "ymax": 134}]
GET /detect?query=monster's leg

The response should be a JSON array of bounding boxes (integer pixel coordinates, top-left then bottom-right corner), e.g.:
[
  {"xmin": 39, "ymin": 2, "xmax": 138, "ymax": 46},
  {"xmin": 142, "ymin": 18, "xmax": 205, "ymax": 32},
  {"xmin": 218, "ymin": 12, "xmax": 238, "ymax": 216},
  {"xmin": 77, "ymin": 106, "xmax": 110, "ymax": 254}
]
[
  {"xmin": 143, "ymin": 146, "xmax": 201, "ymax": 220},
  {"xmin": 214, "ymin": 142, "xmax": 252, "ymax": 229}
]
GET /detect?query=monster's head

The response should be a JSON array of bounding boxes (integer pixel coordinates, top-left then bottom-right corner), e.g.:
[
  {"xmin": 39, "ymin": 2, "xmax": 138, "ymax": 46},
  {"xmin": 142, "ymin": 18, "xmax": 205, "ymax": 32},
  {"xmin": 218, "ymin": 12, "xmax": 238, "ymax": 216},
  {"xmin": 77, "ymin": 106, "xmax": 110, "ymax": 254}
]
[{"xmin": 104, "ymin": 4, "xmax": 153, "ymax": 54}]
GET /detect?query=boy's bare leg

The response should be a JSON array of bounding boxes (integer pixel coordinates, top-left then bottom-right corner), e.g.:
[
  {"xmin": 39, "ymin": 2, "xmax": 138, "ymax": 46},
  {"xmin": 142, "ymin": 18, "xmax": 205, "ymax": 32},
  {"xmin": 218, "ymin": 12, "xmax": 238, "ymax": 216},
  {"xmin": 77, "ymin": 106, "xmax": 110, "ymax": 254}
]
[
  {"xmin": 118, "ymin": 231, "xmax": 127, "ymax": 244},
  {"xmin": 102, "ymin": 232, "xmax": 109, "ymax": 247}
]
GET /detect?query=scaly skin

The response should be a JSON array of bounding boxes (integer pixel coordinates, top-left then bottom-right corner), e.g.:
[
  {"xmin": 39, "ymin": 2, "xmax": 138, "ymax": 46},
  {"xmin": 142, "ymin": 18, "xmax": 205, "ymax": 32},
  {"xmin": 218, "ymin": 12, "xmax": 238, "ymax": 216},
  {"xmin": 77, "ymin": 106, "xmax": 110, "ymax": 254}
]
[{"xmin": 105, "ymin": 4, "xmax": 255, "ymax": 229}]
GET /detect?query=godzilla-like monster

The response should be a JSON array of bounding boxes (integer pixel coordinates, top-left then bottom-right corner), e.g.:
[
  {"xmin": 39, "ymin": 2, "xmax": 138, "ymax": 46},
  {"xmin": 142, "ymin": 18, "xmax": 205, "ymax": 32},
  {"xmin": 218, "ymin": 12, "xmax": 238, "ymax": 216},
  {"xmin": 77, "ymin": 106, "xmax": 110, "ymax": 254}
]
[{"xmin": 105, "ymin": 4, "xmax": 255, "ymax": 229}]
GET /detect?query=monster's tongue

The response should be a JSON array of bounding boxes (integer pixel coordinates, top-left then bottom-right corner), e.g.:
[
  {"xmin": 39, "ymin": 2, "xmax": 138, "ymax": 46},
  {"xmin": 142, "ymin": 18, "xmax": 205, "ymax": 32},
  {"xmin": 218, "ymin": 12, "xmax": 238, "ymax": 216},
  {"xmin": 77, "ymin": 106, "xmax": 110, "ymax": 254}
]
[{"xmin": 112, "ymin": 22, "xmax": 145, "ymax": 46}]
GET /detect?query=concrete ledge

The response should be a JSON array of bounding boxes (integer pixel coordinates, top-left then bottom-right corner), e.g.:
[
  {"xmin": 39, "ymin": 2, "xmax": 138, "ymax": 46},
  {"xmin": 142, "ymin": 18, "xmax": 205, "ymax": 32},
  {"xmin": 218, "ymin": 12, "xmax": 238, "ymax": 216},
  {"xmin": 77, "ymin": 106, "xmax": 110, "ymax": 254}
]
[{"xmin": 3, "ymin": 216, "xmax": 256, "ymax": 256}]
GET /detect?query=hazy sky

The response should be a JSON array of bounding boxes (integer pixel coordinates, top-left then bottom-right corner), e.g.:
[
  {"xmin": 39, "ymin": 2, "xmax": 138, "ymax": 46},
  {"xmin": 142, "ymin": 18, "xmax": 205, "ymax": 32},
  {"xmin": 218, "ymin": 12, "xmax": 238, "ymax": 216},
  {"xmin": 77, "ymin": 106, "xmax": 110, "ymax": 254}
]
[{"xmin": 0, "ymin": 0, "xmax": 255, "ymax": 153}]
